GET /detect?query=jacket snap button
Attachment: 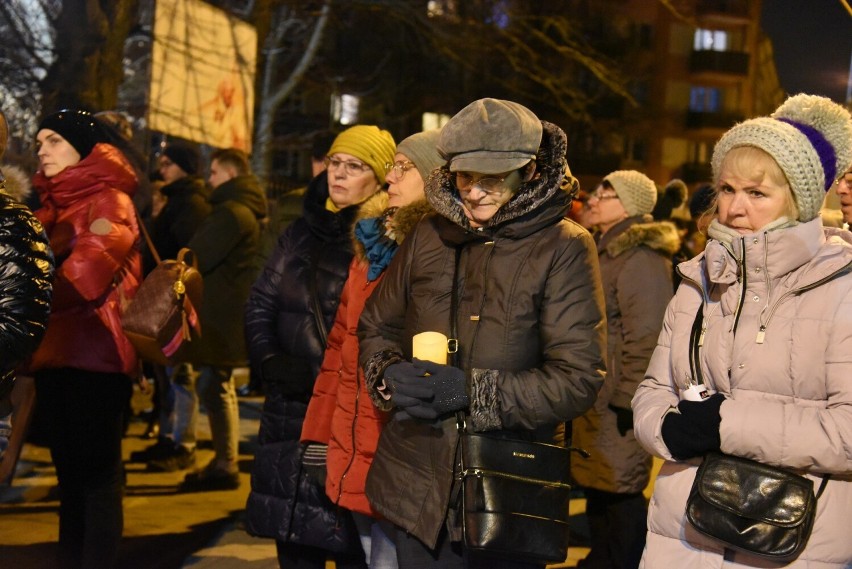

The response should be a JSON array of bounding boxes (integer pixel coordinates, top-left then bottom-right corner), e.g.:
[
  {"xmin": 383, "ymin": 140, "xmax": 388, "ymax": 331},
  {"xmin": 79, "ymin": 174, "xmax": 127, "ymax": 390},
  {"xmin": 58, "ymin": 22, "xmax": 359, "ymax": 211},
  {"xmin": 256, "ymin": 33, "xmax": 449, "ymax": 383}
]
[
  {"xmin": 753, "ymin": 238, "xmax": 758, "ymax": 244},
  {"xmin": 753, "ymin": 295, "xmax": 759, "ymax": 302},
  {"xmin": 738, "ymin": 363, "xmax": 745, "ymax": 369},
  {"xmin": 755, "ymin": 267, "xmax": 761, "ymax": 273}
]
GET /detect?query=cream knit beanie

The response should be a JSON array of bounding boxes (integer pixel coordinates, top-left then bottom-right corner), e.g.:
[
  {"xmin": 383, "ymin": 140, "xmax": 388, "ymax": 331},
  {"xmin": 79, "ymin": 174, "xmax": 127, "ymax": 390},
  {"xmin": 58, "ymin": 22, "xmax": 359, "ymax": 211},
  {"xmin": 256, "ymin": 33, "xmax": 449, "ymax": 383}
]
[
  {"xmin": 711, "ymin": 94, "xmax": 852, "ymax": 222},
  {"xmin": 603, "ymin": 170, "xmax": 658, "ymax": 216}
]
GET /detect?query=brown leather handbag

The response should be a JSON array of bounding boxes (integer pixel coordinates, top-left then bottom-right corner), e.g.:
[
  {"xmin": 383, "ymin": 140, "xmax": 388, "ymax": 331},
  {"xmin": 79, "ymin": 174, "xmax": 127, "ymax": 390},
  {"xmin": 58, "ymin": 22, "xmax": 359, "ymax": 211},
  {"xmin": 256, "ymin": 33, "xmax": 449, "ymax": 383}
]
[{"xmin": 121, "ymin": 219, "xmax": 203, "ymax": 366}]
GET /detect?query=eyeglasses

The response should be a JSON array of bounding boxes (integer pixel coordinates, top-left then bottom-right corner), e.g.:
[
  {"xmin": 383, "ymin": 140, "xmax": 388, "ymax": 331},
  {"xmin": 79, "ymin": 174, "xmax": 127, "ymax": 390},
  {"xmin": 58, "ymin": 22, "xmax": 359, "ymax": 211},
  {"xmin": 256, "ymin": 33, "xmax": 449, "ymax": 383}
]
[
  {"xmin": 324, "ymin": 156, "xmax": 370, "ymax": 176},
  {"xmin": 454, "ymin": 172, "xmax": 510, "ymax": 196},
  {"xmin": 385, "ymin": 160, "xmax": 415, "ymax": 181},
  {"xmin": 589, "ymin": 188, "xmax": 619, "ymax": 201}
]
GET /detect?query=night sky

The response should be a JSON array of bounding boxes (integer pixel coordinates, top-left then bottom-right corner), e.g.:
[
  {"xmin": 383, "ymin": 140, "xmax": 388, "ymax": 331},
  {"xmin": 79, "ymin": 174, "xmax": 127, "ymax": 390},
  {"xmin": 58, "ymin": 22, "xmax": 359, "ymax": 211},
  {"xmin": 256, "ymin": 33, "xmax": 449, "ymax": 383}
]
[{"xmin": 761, "ymin": 0, "xmax": 852, "ymax": 103}]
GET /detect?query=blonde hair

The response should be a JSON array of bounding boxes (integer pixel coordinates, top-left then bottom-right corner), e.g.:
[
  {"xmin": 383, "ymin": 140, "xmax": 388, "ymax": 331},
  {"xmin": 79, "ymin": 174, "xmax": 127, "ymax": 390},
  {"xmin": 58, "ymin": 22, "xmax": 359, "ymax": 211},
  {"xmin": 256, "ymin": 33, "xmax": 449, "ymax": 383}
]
[{"xmin": 716, "ymin": 146, "xmax": 799, "ymax": 220}]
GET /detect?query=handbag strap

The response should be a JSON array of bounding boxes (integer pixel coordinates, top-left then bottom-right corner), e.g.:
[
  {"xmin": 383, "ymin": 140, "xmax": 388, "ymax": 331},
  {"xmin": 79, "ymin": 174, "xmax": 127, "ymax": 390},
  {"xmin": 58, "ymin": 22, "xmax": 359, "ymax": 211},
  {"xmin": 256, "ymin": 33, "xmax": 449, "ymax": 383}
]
[
  {"xmin": 690, "ymin": 304, "xmax": 832, "ymax": 498},
  {"xmin": 135, "ymin": 209, "xmax": 161, "ymax": 265}
]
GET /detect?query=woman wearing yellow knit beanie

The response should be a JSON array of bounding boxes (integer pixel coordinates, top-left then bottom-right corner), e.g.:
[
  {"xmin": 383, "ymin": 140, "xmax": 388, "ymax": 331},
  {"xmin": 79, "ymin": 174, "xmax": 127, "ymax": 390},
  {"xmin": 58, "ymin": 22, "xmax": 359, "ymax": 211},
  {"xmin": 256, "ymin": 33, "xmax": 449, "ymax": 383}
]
[
  {"xmin": 245, "ymin": 123, "xmax": 395, "ymax": 568},
  {"xmin": 325, "ymin": 125, "xmax": 396, "ymax": 210}
]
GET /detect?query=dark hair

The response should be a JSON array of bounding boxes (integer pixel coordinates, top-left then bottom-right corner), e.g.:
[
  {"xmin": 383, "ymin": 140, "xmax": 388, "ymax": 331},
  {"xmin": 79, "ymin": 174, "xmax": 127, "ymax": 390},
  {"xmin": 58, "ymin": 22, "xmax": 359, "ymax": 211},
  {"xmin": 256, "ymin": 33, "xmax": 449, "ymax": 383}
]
[
  {"xmin": 311, "ymin": 131, "xmax": 337, "ymax": 161},
  {"xmin": 211, "ymin": 148, "xmax": 251, "ymax": 176}
]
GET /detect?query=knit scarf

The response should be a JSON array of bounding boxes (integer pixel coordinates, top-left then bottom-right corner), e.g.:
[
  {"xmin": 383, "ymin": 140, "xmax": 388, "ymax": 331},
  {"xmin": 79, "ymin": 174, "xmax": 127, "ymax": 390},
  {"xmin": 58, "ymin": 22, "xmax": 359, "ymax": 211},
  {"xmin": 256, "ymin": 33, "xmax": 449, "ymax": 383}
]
[{"xmin": 354, "ymin": 207, "xmax": 400, "ymax": 281}]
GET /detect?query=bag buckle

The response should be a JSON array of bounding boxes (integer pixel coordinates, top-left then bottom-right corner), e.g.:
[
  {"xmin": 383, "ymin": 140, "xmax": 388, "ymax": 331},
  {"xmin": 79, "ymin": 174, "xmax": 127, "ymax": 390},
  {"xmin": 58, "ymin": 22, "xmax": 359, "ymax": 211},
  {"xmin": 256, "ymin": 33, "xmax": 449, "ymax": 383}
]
[{"xmin": 447, "ymin": 338, "xmax": 458, "ymax": 354}]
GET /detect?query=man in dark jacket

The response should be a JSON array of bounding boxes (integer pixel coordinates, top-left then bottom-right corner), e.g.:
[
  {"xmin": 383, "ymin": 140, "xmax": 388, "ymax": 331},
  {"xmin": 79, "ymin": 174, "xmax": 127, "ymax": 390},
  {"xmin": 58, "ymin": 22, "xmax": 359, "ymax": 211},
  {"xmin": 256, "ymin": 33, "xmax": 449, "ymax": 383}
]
[
  {"xmin": 140, "ymin": 141, "xmax": 211, "ymax": 473},
  {"xmin": 178, "ymin": 148, "xmax": 267, "ymax": 491},
  {"xmin": 358, "ymin": 99, "xmax": 607, "ymax": 568}
]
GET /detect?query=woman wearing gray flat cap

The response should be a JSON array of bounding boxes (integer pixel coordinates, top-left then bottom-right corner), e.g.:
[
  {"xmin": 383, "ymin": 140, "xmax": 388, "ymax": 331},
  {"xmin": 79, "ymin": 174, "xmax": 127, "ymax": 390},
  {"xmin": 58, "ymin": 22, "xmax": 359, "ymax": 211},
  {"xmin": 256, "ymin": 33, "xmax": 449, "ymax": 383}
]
[{"xmin": 358, "ymin": 98, "xmax": 606, "ymax": 568}]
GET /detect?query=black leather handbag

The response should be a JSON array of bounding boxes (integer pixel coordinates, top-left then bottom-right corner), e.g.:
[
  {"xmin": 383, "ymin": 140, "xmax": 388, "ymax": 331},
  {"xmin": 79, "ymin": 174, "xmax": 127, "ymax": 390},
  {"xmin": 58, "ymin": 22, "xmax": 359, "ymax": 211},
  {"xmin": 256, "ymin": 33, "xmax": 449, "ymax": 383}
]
[
  {"xmin": 683, "ymin": 305, "xmax": 829, "ymax": 561},
  {"xmin": 686, "ymin": 451, "xmax": 828, "ymax": 561},
  {"xmin": 457, "ymin": 425, "xmax": 584, "ymax": 563}
]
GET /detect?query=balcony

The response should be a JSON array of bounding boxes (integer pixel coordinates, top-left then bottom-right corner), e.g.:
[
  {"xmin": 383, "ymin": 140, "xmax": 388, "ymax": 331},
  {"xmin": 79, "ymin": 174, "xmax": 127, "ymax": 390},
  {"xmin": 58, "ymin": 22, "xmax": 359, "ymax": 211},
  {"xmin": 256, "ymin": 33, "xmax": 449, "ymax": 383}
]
[
  {"xmin": 685, "ymin": 110, "xmax": 743, "ymax": 131},
  {"xmin": 695, "ymin": 0, "xmax": 751, "ymax": 24},
  {"xmin": 690, "ymin": 50, "xmax": 749, "ymax": 76}
]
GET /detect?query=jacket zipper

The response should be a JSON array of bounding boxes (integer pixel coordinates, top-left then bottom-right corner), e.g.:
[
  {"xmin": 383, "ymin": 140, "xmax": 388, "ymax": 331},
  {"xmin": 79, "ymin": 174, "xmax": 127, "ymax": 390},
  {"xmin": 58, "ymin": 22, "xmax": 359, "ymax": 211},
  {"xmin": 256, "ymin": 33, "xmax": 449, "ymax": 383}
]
[
  {"xmin": 335, "ymin": 365, "xmax": 359, "ymax": 507},
  {"xmin": 459, "ymin": 467, "xmax": 573, "ymax": 489},
  {"xmin": 755, "ymin": 259, "xmax": 852, "ymax": 344}
]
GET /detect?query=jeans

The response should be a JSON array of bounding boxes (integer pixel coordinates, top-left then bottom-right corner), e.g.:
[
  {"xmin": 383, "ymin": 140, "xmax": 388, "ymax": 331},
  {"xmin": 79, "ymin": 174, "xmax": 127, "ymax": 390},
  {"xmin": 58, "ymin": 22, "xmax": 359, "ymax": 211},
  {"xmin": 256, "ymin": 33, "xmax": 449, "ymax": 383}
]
[
  {"xmin": 352, "ymin": 513, "xmax": 398, "ymax": 569},
  {"xmin": 173, "ymin": 364, "xmax": 239, "ymax": 467},
  {"xmin": 35, "ymin": 368, "xmax": 131, "ymax": 569},
  {"xmin": 170, "ymin": 363, "xmax": 198, "ymax": 448},
  {"xmin": 394, "ymin": 527, "xmax": 544, "ymax": 569}
]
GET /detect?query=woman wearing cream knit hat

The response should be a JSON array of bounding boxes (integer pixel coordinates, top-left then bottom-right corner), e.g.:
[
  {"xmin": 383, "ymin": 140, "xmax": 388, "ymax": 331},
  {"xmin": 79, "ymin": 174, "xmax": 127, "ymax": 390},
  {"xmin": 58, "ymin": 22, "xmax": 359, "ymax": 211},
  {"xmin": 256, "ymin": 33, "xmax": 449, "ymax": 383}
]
[
  {"xmin": 633, "ymin": 94, "xmax": 852, "ymax": 567},
  {"xmin": 245, "ymin": 124, "xmax": 395, "ymax": 568}
]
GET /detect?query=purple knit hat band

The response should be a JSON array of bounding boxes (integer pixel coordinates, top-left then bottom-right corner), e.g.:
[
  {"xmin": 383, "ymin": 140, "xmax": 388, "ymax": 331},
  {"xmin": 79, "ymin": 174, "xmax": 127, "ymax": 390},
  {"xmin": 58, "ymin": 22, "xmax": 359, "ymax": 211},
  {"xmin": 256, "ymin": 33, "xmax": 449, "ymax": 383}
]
[{"xmin": 776, "ymin": 118, "xmax": 837, "ymax": 191}]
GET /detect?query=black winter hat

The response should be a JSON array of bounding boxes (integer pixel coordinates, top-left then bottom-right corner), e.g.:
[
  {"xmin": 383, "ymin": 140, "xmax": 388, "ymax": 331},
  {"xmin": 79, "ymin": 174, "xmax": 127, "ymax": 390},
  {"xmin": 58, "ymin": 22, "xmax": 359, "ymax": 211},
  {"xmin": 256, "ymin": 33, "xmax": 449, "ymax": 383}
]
[
  {"xmin": 38, "ymin": 110, "xmax": 105, "ymax": 159},
  {"xmin": 163, "ymin": 142, "xmax": 200, "ymax": 176}
]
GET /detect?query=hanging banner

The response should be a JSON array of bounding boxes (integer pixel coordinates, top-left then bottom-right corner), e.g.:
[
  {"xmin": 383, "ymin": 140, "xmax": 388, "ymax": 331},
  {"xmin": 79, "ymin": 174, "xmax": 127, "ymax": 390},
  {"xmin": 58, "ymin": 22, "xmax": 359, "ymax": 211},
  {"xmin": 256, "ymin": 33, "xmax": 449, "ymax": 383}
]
[{"xmin": 149, "ymin": 0, "xmax": 257, "ymax": 152}]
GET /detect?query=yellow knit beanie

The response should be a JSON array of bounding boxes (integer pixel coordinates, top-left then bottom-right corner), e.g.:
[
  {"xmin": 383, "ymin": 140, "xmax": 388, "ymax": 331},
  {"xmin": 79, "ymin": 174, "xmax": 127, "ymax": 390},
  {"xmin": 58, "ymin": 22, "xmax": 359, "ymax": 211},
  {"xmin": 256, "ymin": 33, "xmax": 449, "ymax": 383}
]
[{"xmin": 328, "ymin": 125, "xmax": 396, "ymax": 184}]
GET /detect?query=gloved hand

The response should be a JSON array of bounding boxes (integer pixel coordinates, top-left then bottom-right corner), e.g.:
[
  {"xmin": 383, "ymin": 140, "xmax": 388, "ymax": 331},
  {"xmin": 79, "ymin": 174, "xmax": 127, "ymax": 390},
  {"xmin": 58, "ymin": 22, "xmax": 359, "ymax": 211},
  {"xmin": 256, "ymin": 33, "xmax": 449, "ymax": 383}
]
[
  {"xmin": 608, "ymin": 404, "xmax": 634, "ymax": 437},
  {"xmin": 661, "ymin": 393, "xmax": 725, "ymax": 460},
  {"xmin": 384, "ymin": 358, "xmax": 470, "ymax": 420},
  {"xmin": 302, "ymin": 443, "xmax": 328, "ymax": 487}
]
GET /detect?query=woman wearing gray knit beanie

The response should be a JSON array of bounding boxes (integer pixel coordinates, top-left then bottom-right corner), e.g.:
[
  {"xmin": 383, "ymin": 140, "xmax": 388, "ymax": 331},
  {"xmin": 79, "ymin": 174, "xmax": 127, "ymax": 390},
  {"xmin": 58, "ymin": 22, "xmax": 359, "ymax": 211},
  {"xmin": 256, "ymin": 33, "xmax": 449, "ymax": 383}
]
[
  {"xmin": 632, "ymin": 94, "xmax": 852, "ymax": 567},
  {"xmin": 573, "ymin": 169, "xmax": 681, "ymax": 569}
]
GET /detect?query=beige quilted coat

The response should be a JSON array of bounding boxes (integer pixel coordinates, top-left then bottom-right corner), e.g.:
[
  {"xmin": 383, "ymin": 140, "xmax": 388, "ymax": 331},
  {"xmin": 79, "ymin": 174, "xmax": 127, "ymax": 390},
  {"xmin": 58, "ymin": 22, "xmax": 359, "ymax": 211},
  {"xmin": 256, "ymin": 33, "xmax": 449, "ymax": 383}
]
[{"xmin": 633, "ymin": 218, "xmax": 852, "ymax": 568}]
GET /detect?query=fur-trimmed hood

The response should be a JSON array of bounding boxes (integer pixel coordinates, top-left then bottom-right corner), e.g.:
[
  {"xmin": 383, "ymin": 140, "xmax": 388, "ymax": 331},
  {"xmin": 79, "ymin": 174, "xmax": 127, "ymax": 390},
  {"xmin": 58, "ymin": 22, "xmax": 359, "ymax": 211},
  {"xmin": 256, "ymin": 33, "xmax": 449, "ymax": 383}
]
[
  {"xmin": 352, "ymin": 194, "xmax": 432, "ymax": 262},
  {"xmin": 0, "ymin": 164, "xmax": 32, "ymax": 203},
  {"xmin": 424, "ymin": 121, "xmax": 577, "ymax": 241},
  {"xmin": 602, "ymin": 216, "xmax": 682, "ymax": 259}
]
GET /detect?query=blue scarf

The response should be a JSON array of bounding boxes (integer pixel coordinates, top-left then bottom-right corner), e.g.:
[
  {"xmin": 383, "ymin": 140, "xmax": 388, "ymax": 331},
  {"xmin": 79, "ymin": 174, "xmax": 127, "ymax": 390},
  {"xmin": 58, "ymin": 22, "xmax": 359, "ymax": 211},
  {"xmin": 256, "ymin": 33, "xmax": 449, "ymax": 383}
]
[{"xmin": 354, "ymin": 208, "xmax": 400, "ymax": 281}]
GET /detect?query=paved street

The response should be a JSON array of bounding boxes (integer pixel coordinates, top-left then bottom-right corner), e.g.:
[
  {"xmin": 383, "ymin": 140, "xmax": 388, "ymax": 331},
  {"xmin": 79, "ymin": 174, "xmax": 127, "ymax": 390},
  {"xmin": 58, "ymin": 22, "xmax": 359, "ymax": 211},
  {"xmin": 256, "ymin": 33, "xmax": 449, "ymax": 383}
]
[{"xmin": 0, "ymin": 378, "xmax": 591, "ymax": 568}]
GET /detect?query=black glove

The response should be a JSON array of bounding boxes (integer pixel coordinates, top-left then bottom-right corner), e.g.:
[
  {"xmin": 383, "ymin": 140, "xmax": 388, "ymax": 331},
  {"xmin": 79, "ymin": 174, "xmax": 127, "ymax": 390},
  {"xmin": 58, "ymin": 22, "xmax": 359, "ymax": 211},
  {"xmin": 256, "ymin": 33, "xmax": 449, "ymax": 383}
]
[
  {"xmin": 608, "ymin": 404, "xmax": 634, "ymax": 437},
  {"xmin": 384, "ymin": 358, "xmax": 470, "ymax": 420},
  {"xmin": 302, "ymin": 443, "xmax": 328, "ymax": 487},
  {"xmin": 661, "ymin": 393, "xmax": 725, "ymax": 460}
]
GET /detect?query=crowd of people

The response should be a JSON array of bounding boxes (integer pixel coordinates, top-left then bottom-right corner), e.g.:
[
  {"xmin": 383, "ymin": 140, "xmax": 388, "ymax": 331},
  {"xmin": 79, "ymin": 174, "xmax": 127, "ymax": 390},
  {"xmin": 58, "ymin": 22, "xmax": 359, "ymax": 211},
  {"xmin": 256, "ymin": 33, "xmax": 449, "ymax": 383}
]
[{"xmin": 0, "ymin": 92, "xmax": 851, "ymax": 569}]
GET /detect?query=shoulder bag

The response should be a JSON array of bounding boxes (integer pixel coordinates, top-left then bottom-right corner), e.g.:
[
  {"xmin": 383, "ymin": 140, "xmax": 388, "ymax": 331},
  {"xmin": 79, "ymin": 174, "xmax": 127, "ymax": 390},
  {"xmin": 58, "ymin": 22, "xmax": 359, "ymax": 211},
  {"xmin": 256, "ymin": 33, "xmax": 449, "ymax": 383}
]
[
  {"xmin": 449, "ymin": 247, "xmax": 588, "ymax": 564},
  {"xmin": 121, "ymin": 216, "xmax": 203, "ymax": 366},
  {"xmin": 683, "ymin": 304, "xmax": 828, "ymax": 561}
]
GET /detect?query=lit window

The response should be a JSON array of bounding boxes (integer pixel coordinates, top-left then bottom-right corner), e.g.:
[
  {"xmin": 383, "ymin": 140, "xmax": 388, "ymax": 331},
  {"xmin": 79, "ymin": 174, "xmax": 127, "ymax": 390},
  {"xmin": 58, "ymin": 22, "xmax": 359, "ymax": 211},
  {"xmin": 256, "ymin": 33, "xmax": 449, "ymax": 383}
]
[
  {"xmin": 689, "ymin": 87, "xmax": 721, "ymax": 112},
  {"xmin": 422, "ymin": 112, "xmax": 451, "ymax": 131},
  {"xmin": 332, "ymin": 94, "xmax": 359, "ymax": 125},
  {"xmin": 694, "ymin": 29, "xmax": 728, "ymax": 52}
]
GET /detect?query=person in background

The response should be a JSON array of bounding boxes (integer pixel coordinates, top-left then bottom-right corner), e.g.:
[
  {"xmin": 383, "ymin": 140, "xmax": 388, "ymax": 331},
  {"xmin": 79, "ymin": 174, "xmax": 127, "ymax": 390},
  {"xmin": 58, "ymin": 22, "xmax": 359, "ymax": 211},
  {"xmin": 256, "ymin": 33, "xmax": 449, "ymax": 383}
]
[
  {"xmin": 571, "ymin": 170, "xmax": 679, "ymax": 569},
  {"xmin": 300, "ymin": 129, "xmax": 443, "ymax": 568},
  {"xmin": 833, "ymin": 163, "xmax": 852, "ymax": 228},
  {"xmin": 177, "ymin": 148, "xmax": 267, "ymax": 491},
  {"xmin": 357, "ymin": 98, "xmax": 606, "ymax": 568},
  {"xmin": 244, "ymin": 125, "xmax": 395, "ymax": 569},
  {"xmin": 132, "ymin": 141, "xmax": 211, "ymax": 473},
  {"xmin": 28, "ymin": 109, "xmax": 142, "ymax": 569},
  {"xmin": 632, "ymin": 94, "xmax": 852, "ymax": 567},
  {"xmin": 0, "ymin": 108, "xmax": 54, "ymax": 463}
]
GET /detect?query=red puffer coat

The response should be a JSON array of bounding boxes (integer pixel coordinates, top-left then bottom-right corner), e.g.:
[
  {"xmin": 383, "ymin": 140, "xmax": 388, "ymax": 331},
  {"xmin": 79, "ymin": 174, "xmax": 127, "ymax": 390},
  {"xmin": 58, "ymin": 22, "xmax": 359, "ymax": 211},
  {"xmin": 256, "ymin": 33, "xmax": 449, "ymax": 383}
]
[
  {"xmin": 300, "ymin": 197, "xmax": 431, "ymax": 516},
  {"xmin": 29, "ymin": 143, "xmax": 141, "ymax": 376}
]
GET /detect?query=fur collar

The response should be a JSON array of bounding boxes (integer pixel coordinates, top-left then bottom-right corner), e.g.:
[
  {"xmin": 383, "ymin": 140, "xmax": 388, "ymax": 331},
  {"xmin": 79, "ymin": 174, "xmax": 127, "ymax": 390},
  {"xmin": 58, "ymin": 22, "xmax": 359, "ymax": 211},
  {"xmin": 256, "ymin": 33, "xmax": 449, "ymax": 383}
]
[
  {"xmin": 352, "ymin": 197, "xmax": 432, "ymax": 262},
  {"xmin": 604, "ymin": 217, "xmax": 682, "ymax": 258}
]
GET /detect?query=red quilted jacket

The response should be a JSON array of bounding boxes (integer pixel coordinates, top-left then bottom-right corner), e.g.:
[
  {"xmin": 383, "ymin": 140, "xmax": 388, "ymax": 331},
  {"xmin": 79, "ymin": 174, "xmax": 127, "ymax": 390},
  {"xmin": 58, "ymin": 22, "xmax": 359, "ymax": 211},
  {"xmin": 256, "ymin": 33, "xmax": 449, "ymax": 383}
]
[{"xmin": 29, "ymin": 143, "xmax": 141, "ymax": 376}]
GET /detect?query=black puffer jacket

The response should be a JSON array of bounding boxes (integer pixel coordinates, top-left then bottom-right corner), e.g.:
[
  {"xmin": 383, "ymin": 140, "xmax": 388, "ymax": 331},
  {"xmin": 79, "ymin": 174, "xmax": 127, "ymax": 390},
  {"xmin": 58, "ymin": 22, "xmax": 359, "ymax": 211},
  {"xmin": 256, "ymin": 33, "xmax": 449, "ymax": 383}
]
[
  {"xmin": 0, "ymin": 188, "xmax": 54, "ymax": 399},
  {"xmin": 243, "ymin": 171, "xmax": 375, "ymax": 551},
  {"xmin": 358, "ymin": 122, "xmax": 607, "ymax": 548}
]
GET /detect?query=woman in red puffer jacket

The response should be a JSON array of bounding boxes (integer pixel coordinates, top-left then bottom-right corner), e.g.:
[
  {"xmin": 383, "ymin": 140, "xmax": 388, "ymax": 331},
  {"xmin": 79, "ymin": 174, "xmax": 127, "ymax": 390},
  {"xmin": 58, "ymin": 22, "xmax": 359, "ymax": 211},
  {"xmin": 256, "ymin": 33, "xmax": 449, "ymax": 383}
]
[{"xmin": 29, "ymin": 109, "xmax": 141, "ymax": 569}]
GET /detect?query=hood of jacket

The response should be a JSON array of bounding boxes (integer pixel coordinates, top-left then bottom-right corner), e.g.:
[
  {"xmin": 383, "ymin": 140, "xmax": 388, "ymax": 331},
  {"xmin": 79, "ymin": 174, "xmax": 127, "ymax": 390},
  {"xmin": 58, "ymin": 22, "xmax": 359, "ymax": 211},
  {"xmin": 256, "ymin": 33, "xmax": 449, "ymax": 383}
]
[
  {"xmin": 601, "ymin": 216, "xmax": 682, "ymax": 259},
  {"xmin": 33, "ymin": 143, "xmax": 137, "ymax": 208},
  {"xmin": 679, "ymin": 217, "xmax": 852, "ymax": 293},
  {"xmin": 424, "ymin": 121, "xmax": 577, "ymax": 243},
  {"xmin": 0, "ymin": 164, "xmax": 32, "ymax": 203},
  {"xmin": 209, "ymin": 174, "xmax": 268, "ymax": 219}
]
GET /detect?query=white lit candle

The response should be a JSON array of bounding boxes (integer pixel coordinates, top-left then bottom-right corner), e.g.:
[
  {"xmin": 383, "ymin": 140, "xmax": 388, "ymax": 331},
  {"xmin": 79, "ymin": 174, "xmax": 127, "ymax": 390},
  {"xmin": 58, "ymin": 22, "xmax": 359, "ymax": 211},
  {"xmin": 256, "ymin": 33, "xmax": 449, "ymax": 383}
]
[{"xmin": 412, "ymin": 331, "xmax": 448, "ymax": 365}]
